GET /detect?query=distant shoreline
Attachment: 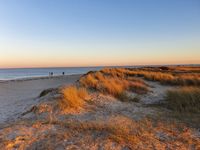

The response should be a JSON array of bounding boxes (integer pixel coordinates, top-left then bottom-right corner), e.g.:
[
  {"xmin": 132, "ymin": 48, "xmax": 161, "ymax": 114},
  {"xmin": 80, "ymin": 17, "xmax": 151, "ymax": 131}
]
[
  {"xmin": 0, "ymin": 64, "xmax": 199, "ymax": 81},
  {"xmin": 0, "ymin": 66, "xmax": 102, "ymax": 81},
  {"xmin": 0, "ymin": 74, "xmax": 83, "ymax": 83}
]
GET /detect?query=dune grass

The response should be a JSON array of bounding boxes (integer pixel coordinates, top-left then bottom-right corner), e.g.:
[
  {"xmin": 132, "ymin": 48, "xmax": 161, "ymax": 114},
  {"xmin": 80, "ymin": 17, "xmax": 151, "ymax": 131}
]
[
  {"xmin": 59, "ymin": 86, "xmax": 89, "ymax": 110},
  {"xmin": 165, "ymin": 87, "xmax": 200, "ymax": 113},
  {"xmin": 80, "ymin": 74, "xmax": 98, "ymax": 89},
  {"xmin": 31, "ymin": 116, "xmax": 199, "ymax": 149},
  {"xmin": 79, "ymin": 67, "xmax": 200, "ymax": 105},
  {"xmin": 129, "ymin": 70, "xmax": 200, "ymax": 86},
  {"xmin": 169, "ymin": 66, "xmax": 200, "ymax": 73},
  {"xmin": 100, "ymin": 67, "xmax": 200, "ymax": 86},
  {"xmin": 79, "ymin": 70, "xmax": 148, "ymax": 101}
]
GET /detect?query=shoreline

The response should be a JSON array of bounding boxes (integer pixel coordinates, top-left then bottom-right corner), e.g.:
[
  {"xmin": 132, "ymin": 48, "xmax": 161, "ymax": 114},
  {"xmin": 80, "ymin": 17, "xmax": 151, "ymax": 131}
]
[
  {"xmin": 0, "ymin": 73, "xmax": 83, "ymax": 83},
  {"xmin": 1, "ymin": 64, "xmax": 199, "ymax": 82}
]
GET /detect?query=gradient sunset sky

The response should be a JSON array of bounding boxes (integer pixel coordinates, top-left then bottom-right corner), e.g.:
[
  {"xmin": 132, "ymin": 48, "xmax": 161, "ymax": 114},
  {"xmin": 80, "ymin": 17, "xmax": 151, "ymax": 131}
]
[{"xmin": 0, "ymin": 0, "xmax": 200, "ymax": 68}]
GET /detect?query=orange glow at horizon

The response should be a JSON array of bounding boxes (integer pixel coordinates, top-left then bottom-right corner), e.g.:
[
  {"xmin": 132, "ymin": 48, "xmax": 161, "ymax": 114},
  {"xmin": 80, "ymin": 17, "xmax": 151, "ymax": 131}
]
[{"xmin": 0, "ymin": 57, "xmax": 199, "ymax": 69}]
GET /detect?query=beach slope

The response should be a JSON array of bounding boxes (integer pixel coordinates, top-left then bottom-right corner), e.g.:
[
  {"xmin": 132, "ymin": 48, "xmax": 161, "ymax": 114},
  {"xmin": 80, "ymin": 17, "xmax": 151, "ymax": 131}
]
[{"xmin": 0, "ymin": 75, "xmax": 81, "ymax": 123}]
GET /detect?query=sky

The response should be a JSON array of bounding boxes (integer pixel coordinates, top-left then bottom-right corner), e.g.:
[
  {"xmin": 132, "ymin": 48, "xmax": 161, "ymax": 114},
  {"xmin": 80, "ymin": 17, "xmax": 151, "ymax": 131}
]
[{"xmin": 0, "ymin": 0, "xmax": 200, "ymax": 68}]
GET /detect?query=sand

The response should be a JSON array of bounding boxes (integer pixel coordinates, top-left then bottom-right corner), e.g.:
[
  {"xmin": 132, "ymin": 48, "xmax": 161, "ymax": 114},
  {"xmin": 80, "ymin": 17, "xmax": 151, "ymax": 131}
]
[{"xmin": 0, "ymin": 75, "xmax": 81, "ymax": 124}]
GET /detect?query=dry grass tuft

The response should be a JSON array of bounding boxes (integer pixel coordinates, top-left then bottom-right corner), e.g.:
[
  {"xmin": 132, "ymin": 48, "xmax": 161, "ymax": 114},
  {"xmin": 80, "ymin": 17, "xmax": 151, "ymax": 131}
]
[
  {"xmin": 79, "ymin": 74, "xmax": 98, "ymax": 89},
  {"xmin": 101, "ymin": 78, "xmax": 125, "ymax": 97},
  {"xmin": 47, "ymin": 116, "xmax": 199, "ymax": 149},
  {"xmin": 59, "ymin": 86, "xmax": 89, "ymax": 110},
  {"xmin": 1, "ymin": 116, "xmax": 199, "ymax": 149},
  {"xmin": 165, "ymin": 87, "xmax": 200, "ymax": 113},
  {"xmin": 129, "ymin": 81, "xmax": 149, "ymax": 94},
  {"xmin": 101, "ymin": 67, "xmax": 200, "ymax": 86},
  {"xmin": 127, "ymin": 68, "xmax": 200, "ymax": 86},
  {"xmin": 79, "ymin": 70, "xmax": 148, "ymax": 101},
  {"xmin": 77, "ymin": 87, "xmax": 89, "ymax": 99}
]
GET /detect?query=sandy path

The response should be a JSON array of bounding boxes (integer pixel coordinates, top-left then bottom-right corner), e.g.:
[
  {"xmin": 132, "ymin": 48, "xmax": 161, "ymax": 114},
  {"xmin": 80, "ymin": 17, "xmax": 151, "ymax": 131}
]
[
  {"xmin": 0, "ymin": 75, "xmax": 81, "ymax": 123},
  {"xmin": 140, "ymin": 80, "xmax": 173, "ymax": 104}
]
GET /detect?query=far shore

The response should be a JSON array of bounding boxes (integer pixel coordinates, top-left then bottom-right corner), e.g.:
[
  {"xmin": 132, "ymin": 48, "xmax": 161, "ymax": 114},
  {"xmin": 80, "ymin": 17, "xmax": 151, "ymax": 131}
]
[{"xmin": 0, "ymin": 74, "xmax": 83, "ymax": 83}]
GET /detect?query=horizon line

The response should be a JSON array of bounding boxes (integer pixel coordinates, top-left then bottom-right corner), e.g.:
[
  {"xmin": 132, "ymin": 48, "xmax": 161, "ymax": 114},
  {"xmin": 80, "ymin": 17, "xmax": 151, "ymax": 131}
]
[{"xmin": 0, "ymin": 63, "xmax": 199, "ymax": 70}]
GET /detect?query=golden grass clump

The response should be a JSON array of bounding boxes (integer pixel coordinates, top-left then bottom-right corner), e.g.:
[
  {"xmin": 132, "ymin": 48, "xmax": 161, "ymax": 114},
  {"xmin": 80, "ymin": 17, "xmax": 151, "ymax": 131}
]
[
  {"xmin": 101, "ymin": 78, "xmax": 125, "ymax": 97},
  {"xmin": 177, "ymin": 74, "xmax": 200, "ymax": 86},
  {"xmin": 127, "ymin": 69, "xmax": 200, "ymax": 86},
  {"xmin": 101, "ymin": 68, "xmax": 126, "ymax": 78},
  {"xmin": 165, "ymin": 87, "xmax": 200, "ymax": 113},
  {"xmin": 79, "ymin": 74, "xmax": 98, "ymax": 89},
  {"xmin": 59, "ymin": 86, "xmax": 89, "ymax": 110},
  {"xmin": 79, "ymin": 70, "xmax": 148, "ymax": 101},
  {"xmin": 77, "ymin": 87, "xmax": 89, "ymax": 99},
  {"xmin": 94, "ymin": 71, "xmax": 105, "ymax": 81},
  {"xmin": 144, "ymin": 72, "xmax": 175, "ymax": 83},
  {"xmin": 129, "ymin": 81, "xmax": 149, "ymax": 94},
  {"xmin": 170, "ymin": 66, "xmax": 200, "ymax": 73}
]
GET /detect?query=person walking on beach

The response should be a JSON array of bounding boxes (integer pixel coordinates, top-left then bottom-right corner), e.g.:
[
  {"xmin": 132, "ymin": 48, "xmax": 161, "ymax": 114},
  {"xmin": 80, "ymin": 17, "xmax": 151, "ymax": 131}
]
[{"xmin": 62, "ymin": 72, "xmax": 65, "ymax": 75}]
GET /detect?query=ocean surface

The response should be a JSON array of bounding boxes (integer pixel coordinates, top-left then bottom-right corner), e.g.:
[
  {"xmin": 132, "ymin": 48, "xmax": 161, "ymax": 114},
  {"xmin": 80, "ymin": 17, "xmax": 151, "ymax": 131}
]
[{"xmin": 0, "ymin": 67, "xmax": 105, "ymax": 80}]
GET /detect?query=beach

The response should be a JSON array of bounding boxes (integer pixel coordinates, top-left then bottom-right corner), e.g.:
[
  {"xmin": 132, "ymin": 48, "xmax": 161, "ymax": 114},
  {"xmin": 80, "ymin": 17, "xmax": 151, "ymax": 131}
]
[
  {"xmin": 1, "ymin": 0, "xmax": 199, "ymax": 148},
  {"xmin": 0, "ymin": 74, "xmax": 81, "ymax": 124},
  {"xmin": 0, "ymin": 67, "xmax": 199, "ymax": 149}
]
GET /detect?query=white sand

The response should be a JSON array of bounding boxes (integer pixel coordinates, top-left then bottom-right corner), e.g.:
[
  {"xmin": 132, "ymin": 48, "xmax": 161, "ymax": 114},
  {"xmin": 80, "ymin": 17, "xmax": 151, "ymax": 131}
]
[{"xmin": 0, "ymin": 75, "xmax": 81, "ymax": 123}]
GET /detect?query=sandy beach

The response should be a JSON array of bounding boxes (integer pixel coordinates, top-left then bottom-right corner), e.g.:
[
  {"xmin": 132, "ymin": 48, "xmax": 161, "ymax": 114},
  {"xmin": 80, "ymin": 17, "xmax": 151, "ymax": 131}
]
[
  {"xmin": 1, "ymin": 1, "xmax": 199, "ymax": 148},
  {"xmin": 0, "ymin": 74, "xmax": 81, "ymax": 124}
]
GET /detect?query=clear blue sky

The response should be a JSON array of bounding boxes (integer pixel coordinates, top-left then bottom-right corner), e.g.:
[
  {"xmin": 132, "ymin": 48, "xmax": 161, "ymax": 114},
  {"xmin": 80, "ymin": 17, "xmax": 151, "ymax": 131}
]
[{"xmin": 0, "ymin": 0, "xmax": 200, "ymax": 68}]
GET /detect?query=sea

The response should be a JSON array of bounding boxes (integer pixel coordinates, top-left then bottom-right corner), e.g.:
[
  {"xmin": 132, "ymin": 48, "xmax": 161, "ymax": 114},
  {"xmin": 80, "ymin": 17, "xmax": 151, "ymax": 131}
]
[{"xmin": 0, "ymin": 67, "xmax": 108, "ymax": 80}]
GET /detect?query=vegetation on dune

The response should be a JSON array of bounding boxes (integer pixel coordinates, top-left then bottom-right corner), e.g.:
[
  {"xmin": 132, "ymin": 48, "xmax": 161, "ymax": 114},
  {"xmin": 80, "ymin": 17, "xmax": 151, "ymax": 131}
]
[
  {"xmin": 59, "ymin": 86, "xmax": 89, "ymax": 110},
  {"xmin": 100, "ymin": 67, "xmax": 200, "ymax": 86},
  {"xmin": 2, "ymin": 116, "xmax": 199, "ymax": 150},
  {"xmin": 39, "ymin": 67, "xmax": 199, "ymax": 111},
  {"xmin": 169, "ymin": 66, "xmax": 200, "ymax": 73},
  {"xmin": 79, "ymin": 67, "xmax": 200, "ymax": 109},
  {"xmin": 79, "ymin": 69, "xmax": 149, "ymax": 101},
  {"xmin": 165, "ymin": 87, "xmax": 200, "ymax": 113},
  {"xmin": 1, "ymin": 66, "xmax": 200, "ymax": 149}
]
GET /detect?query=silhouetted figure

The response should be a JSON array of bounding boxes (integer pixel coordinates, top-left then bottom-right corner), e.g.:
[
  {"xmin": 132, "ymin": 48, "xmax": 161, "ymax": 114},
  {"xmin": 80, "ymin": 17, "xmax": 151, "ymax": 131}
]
[{"xmin": 62, "ymin": 72, "xmax": 65, "ymax": 75}]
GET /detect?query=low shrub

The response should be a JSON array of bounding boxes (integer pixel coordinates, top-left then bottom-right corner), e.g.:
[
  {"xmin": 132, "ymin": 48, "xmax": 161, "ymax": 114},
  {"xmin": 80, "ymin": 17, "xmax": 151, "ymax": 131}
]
[
  {"xmin": 59, "ymin": 86, "xmax": 89, "ymax": 110},
  {"xmin": 165, "ymin": 87, "xmax": 200, "ymax": 113},
  {"xmin": 39, "ymin": 88, "xmax": 58, "ymax": 97}
]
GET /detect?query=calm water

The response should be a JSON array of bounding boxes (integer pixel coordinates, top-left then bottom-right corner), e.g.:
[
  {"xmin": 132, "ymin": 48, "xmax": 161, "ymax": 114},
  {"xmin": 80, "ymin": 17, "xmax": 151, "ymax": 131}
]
[
  {"xmin": 0, "ymin": 65, "xmax": 172, "ymax": 80},
  {"xmin": 0, "ymin": 67, "xmax": 104, "ymax": 80}
]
